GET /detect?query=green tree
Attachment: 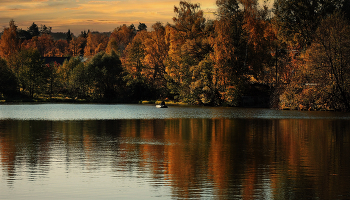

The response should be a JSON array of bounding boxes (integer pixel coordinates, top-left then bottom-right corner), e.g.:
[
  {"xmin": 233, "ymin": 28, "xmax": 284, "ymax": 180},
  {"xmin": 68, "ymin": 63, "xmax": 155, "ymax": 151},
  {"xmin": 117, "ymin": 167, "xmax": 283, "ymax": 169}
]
[
  {"xmin": 58, "ymin": 56, "xmax": 85, "ymax": 97},
  {"xmin": 66, "ymin": 29, "xmax": 73, "ymax": 43},
  {"xmin": 0, "ymin": 57, "xmax": 18, "ymax": 96},
  {"xmin": 86, "ymin": 51, "xmax": 125, "ymax": 100},
  {"xmin": 28, "ymin": 22, "xmax": 40, "ymax": 37},
  {"xmin": 15, "ymin": 49, "xmax": 44, "ymax": 97},
  {"xmin": 69, "ymin": 60, "xmax": 89, "ymax": 98}
]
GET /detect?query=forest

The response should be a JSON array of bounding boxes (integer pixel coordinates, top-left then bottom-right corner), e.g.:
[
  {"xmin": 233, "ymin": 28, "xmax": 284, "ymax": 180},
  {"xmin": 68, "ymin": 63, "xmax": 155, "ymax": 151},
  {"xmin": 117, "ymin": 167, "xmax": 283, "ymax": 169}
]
[{"xmin": 1, "ymin": 0, "xmax": 350, "ymax": 111}]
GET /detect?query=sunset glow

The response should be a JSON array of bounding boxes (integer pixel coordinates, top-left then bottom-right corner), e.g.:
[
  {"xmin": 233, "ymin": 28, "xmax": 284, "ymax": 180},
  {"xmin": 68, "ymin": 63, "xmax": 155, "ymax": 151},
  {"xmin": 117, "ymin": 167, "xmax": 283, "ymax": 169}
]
[
  {"xmin": 0, "ymin": 0, "xmax": 218, "ymax": 34},
  {"xmin": 0, "ymin": 0, "xmax": 271, "ymax": 34}
]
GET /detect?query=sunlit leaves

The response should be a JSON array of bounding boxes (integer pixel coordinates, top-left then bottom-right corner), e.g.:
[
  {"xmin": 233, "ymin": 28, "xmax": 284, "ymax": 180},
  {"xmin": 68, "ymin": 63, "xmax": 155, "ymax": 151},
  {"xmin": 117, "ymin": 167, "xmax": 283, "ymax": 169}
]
[{"xmin": 0, "ymin": 20, "xmax": 20, "ymax": 59}]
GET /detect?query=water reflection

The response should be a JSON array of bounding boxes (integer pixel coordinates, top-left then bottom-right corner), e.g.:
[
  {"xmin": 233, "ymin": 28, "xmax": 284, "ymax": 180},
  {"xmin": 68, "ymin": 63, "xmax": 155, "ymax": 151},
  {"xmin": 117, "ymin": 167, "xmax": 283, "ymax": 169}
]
[{"xmin": 1, "ymin": 119, "xmax": 350, "ymax": 199}]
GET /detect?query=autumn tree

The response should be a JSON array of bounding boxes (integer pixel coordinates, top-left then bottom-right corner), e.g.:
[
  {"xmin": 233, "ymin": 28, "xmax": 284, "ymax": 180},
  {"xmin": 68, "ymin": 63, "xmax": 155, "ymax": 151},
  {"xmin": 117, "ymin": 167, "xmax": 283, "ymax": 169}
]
[
  {"xmin": 123, "ymin": 31, "xmax": 157, "ymax": 100},
  {"xmin": 308, "ymin": 12, "xmax": 350, "ymax": 111},
  {"xmin": 278, "ymin": 12, "xmax": 350, "ymax": 111},
  {"xmin": 35, "ymin": 34, "xmax": 55, "ymax": 57},
  {"xmin": 84, "ymin": 32, "xmax": 109, "ymax": 57},
  {"xmin": 165, "ymin": 1, "xmax": 210, "ymax": 103},
  {"xmin": 142, "ymin": 22, "xmax": 169, "ymax": 94},
  {"xmin": 0, "ymin": 20, "xmax": 20, "ymax": 60},
  {"xmin": 69, "ymin": 37, "xmax": 84, "ymax": 56},
  {"xmin": 211, "ymin": 0, "xmax": 248, "ymax": 106},
  {"xmin": 107, "ymin": 24, "xmax": 136, "ymax": 57},
  {"xmin": 52, "ymin": 39, "xmax": 69, "ymax": 57},
  {"xmin": 273, "ymin": 0, "xmax": 342, "ymax": 49}
]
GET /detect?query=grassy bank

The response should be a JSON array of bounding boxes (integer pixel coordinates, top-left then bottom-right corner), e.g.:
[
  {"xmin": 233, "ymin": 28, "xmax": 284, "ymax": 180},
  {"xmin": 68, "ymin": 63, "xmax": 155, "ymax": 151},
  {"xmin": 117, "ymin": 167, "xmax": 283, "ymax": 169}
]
[{"xmin": 140, "ymin": 100, "xmax": 189, "ymax": 106}]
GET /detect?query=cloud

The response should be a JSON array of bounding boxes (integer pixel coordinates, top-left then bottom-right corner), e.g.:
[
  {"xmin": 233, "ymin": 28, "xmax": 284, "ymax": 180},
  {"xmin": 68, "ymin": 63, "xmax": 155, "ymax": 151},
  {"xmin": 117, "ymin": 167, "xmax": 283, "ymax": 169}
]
[
  {"xmin": 7, "ymin": 8, "xmax": 29, "ymax": 11},
  {"xmin": 1, "ymin": 0, "xmax": 272, "ymax": 34},
  {"xmin": 64, "ymin": 7, "xmax": 83, "ymax": 10}
]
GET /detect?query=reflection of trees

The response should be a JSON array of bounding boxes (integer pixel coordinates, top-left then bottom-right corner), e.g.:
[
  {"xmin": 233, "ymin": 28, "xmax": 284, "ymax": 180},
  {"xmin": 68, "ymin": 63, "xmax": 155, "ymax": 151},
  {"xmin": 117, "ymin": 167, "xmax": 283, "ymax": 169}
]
[{"xmin": 1, "ymin": 119, "xmax": 350, "ymax": 198}]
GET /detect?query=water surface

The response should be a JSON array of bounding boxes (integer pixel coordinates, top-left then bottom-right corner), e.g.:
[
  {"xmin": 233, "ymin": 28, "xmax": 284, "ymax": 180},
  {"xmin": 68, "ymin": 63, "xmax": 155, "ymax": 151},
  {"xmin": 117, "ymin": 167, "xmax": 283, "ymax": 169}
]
[
  {"xmin": 1, "ymin": 104, "xmax": 350, "ymax": 199},
  {"xmin": 0, "ymin": 103, "xmax": 349, "ymax": 120}
]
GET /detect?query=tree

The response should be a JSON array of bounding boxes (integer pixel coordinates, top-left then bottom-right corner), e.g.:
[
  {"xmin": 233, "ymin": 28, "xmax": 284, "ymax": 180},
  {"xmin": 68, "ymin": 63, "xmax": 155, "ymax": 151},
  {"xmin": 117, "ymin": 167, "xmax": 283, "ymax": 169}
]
[
  {"xmin": 123, "ymin": 31, "xmax": 156, "ymax": 100},
  {"xmin": 124, "ymin": 33, "xmax": 145, "ymax": 76},
  {"xmin": 308, "ymin": 12, "xmax": 350, "ymax": 111},
  {"xmin": 137, "ymin": 23, "xmax": 147, "ymax": 32},
  {"xmin": 0, "ymin": 58, "xmax": 18, "ymax": 96},
  {"xmin": 279, "ymin": 12, "xmax": 350, "ymax": 111},
  {"xmin": 53, "ymin": 39, "xmax": 69, "ymax": 57},
  {"xmin": 273, "ymin": 0, "xmax": 342, "ymax": 49},
  {"xmin": 211, "ymin": 0, "xmax": 248, "ymax": 106},
  {"xmin": 35, "ymin": 34, "xmax": 55, "ymax": 57},
  {"xmin": 0, "ymin": 20, "xmax": 20, "ymax": 59},
  {"xmin": 142, "ymin": 22, "xmax": 169, "ymax": 93},
  {"xmin": 58, "ymin": 56, "xmax": 85, "ymax": 97},
  {"xmin": 17, "ymin": 29, "xmax": 32, "ymax": 40},
  {"xmin": 40, "ymin": 25, "xmax": 52, "ymax": 35},
  {"xmin": 84, "ymin": 32, "xmax": 109, "ymax": 57},
  {"xmin": 44, "ymin": 61, "xmax": 60, "ymax": 97},
  {"xmin": 165, "ymin": 1, "xmax": 208, "ymax": 103},
  {"xmin": 69, "ymin": 37, "xmax": 83, "ymax": 56},
  {"xmin": 66, "ymin": 29, "xmax": 73, "ymax": 43},
  {"xmin": 86, "ymin": 51, "xmax": 125, "ymax": 99},
  {"xmin": 15, "ymin": 49, "xmax": 44, "ymax": 97},
  {"xmin": 28, "ymin": 22, "xmax": 40, "ymax": 37},
  {"xmin": 107, "ymin": 24, "xmax": 136, "ymax": 57}
]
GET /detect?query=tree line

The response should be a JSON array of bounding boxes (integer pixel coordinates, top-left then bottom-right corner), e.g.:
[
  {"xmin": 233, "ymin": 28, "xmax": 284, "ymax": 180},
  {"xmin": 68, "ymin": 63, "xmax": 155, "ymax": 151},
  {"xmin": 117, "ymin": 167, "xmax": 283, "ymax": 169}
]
[{"xmin": 1, "ymin": 0, "xmax": 350, "ymax": 110}]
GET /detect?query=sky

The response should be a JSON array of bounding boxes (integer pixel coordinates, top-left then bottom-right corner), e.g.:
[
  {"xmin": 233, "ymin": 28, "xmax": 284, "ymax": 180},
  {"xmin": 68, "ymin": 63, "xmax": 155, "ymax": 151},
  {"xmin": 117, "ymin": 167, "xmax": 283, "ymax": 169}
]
[{"xmin": 0, "ymin": 0, "xmax": 272, "ymax": 35}]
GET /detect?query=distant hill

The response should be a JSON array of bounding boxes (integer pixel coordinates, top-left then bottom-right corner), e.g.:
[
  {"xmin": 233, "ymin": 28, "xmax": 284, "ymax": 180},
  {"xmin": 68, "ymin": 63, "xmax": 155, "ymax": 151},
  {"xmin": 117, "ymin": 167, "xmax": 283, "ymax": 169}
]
[
  {"xmin": 51, "ymin": 31, "xmax": 111, "ymax": 40},
  {"xmin": 51, "ymin": 32, "xmax": 67, "ymax": 40},
  {"xmin": 0, "ymin": 31, "xmax": 111, "ymax": 40}
]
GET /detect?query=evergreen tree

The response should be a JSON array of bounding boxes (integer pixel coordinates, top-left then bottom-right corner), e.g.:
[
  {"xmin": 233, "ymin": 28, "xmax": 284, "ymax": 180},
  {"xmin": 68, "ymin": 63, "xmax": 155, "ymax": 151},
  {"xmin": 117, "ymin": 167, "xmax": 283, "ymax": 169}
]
[{"xmin": 66, "ymin": 29, "xmax": 73, "ymax": 43}]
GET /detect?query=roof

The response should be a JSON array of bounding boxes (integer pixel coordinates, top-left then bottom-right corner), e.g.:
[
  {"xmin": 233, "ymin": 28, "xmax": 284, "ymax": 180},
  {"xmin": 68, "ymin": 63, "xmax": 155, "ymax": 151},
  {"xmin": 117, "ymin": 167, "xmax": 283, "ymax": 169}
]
[{"xmin": 41, "ymin": 57, "xmax": 70, "ymax": 65}]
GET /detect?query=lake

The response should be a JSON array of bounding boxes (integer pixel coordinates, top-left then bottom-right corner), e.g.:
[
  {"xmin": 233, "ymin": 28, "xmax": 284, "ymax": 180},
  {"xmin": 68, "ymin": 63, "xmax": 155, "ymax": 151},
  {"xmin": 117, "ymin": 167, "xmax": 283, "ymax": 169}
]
[{"xmin": 1, "ymin": 104, "xmax": 350, "ymax": 199}]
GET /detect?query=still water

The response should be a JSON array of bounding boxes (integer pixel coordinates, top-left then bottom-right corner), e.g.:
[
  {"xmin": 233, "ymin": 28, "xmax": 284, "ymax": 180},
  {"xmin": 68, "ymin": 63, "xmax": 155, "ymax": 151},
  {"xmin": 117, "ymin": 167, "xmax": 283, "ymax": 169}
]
[{"xmin": 1, "ymin": 104, "xmax": 350, "ymax": 199}]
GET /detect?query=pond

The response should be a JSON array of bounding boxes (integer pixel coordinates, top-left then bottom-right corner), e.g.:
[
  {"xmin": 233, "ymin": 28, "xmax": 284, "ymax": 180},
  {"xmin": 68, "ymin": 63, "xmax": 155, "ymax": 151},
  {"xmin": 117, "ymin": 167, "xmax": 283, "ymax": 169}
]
[{"xmin": 1, "ymin": 104, "xmax": 350, "ymax": 199}]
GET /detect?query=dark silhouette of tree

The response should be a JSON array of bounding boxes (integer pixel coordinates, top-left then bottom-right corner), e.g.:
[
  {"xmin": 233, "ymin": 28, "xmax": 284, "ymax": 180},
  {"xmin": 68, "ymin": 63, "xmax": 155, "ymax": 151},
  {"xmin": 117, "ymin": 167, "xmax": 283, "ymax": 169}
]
[
  {"xmin": 0, "ymin": 57, "xmax": 18, "ymax": 95},
  {"xmin": 273, "ymin": 0, "xmax": 342, "ymax": 49},
  {"xmin": 40, "ymin": 25, "xmax": 52, "ymax": 35},
  {"xmin": 137, "ymin": 23, "xmax": 147, "ymax": 32},
  {"xmin": 28, "ymin": 22, "xmax": 40, "ymax": 37},
  {"xmin": 66, "ymin": 29, "xmax": 73, "ymax": 43}
]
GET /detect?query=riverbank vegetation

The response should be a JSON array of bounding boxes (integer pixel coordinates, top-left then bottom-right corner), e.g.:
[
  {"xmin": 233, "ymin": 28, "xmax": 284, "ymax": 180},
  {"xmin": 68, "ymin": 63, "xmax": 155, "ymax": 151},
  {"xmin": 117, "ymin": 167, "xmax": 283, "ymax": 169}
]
[{"xmin": 1, "ymin": 0, "xmax": 350, "ymax": 111}]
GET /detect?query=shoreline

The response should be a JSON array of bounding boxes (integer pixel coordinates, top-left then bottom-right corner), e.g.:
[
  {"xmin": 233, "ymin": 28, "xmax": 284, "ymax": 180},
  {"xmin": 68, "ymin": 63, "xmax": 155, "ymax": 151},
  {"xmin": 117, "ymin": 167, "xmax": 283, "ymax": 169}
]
[{"xmin": 0, "ymin": 97, "xmax": 339, "ymax": 112}]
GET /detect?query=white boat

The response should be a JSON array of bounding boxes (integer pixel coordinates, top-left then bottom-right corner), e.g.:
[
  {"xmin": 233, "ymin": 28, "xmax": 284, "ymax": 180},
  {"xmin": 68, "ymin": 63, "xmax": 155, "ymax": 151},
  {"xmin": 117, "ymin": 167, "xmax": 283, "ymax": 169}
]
[{"xmin": 156, "ymin": 104, "xmax": 168, "ymax": 108}]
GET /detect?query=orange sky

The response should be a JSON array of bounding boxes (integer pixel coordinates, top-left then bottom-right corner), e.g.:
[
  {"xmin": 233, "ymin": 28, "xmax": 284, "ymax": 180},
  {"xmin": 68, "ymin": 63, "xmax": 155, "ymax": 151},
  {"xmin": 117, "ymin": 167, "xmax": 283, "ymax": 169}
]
[{"xmin": 0, "ymin": 0, "xmax": 272, "ymax": 35}]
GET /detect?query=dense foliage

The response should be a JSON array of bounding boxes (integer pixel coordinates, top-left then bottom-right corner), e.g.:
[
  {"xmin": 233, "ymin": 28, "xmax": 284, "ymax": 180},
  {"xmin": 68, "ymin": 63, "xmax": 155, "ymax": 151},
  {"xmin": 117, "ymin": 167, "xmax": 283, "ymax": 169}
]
[{"xmin": 1, "ymin": 0, "xmax": 350, "ymax": 110}]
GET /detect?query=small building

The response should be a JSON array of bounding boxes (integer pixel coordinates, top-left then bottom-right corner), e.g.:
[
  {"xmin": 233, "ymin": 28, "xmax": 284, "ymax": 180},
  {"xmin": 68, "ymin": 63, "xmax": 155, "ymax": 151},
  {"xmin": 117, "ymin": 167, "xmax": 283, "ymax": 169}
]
[{"xmin": 41, "ymin": 57, "xmax": 70, "ymax": 66}]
